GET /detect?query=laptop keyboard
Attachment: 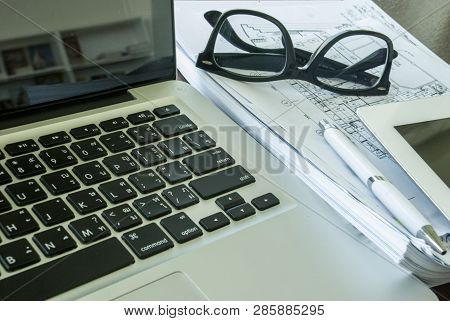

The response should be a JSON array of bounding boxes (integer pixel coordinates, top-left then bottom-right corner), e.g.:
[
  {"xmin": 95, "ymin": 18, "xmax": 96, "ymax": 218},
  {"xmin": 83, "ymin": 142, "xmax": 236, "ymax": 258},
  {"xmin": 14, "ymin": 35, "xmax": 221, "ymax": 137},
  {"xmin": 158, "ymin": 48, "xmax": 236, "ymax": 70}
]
[{"xmin": 0, "ymin": 104, "xmax": 281, "ymax": 300}]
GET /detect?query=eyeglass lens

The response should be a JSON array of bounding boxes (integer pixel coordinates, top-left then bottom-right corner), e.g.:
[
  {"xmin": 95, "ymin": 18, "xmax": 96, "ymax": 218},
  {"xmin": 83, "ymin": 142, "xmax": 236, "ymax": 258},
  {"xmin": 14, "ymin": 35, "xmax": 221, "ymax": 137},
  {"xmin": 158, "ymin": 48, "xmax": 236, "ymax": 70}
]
[
  {"xmin": 213, "ymin": 14, "xmax": 287, "ymax": 78},
  {"xmin": 314, "ymin": 35, "xmax": 389, "ymax": 90}
]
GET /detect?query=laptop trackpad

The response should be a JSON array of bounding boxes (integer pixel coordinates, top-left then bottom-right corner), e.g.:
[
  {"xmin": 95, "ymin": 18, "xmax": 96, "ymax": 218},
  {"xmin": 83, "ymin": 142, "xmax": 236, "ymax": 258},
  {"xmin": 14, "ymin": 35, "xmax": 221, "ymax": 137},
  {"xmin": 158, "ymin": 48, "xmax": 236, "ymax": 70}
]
[{"xmin": 114, "ymin": 272, "xmax": 209, "ymax": 301}]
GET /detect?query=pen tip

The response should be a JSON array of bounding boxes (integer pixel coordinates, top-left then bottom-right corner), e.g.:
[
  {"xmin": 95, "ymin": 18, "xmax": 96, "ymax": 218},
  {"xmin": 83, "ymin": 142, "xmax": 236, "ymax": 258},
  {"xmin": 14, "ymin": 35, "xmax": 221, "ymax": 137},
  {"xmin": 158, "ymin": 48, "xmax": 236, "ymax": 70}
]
[
  {"xmin": 417, "ymin": 225, "xmax": 447, "ymax": 255},
  {"xmin": 319, "ymin": 119, "xmax": 335, "ymax": 131}
]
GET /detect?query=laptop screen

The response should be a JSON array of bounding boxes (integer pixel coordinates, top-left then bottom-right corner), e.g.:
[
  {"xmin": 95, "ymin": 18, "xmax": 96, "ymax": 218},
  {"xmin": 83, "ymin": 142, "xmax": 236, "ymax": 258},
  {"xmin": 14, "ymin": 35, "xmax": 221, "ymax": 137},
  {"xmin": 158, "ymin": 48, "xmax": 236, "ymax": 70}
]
[{"xmin": 0, "ymin": 0, "xmax": 175, "ymax": 116}]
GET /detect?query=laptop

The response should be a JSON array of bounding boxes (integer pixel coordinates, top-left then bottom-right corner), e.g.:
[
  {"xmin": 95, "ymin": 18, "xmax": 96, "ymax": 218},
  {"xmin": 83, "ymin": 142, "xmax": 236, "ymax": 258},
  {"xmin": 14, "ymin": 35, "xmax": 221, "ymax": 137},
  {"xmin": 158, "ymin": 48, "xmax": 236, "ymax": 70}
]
[{"xmin": 0, "ymin": 0, "xmax": 435, "ymax": 300}]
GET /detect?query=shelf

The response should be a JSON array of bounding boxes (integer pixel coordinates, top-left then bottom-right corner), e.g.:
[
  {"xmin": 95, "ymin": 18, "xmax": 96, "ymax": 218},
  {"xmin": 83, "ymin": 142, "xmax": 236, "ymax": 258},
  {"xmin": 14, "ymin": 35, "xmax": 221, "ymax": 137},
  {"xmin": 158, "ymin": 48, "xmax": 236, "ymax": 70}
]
[
  {"xmin": 70, "ymin": 52, "xmax": 149, "ymax": 71},
  {"xmin": 0, "ymin": 66, "xmax": 66, "ymax": 84}
]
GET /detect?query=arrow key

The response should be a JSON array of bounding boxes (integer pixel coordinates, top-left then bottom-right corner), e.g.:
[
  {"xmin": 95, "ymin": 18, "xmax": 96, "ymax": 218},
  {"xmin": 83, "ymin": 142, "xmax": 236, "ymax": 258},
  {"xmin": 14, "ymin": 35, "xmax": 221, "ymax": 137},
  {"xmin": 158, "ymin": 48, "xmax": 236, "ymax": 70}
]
[
  {"xmin": 33, "ymin": 226, "xmax": 77, "ymax": 257},
  {"xmin": 199, "ymin": 212, "xmax": 230, "ymax": 232},
  {"xmin": 251, "ymin": 193, "xmax": 280, "ymax": 211},
  {"xmin": 215, "ymin": 192, "xmax": 244, "ymax": 211},
  {"xmin": 226, "ymin": 203, "xmax": 256, "ymax": 221}
]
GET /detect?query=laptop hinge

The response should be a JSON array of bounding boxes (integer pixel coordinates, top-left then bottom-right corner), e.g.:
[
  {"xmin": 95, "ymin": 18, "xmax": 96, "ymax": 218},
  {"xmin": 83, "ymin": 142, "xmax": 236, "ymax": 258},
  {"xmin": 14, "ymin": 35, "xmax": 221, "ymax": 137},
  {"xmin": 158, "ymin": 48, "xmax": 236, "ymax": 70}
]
[{"xmin": 0, "ymin": 90, "xmax": 135, "ymax": 130}]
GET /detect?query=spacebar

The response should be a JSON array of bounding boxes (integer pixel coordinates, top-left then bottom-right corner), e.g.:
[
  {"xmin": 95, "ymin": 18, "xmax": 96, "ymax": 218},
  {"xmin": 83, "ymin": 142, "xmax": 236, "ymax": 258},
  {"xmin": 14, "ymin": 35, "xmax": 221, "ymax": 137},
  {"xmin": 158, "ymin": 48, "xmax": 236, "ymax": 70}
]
[
  {"xmin": 0, "ymin": 238, "xmax": 135, "ymax": 300},
  {"xmin": 189, "ymin": 165, "xmax": 256, "ymax": 199}
]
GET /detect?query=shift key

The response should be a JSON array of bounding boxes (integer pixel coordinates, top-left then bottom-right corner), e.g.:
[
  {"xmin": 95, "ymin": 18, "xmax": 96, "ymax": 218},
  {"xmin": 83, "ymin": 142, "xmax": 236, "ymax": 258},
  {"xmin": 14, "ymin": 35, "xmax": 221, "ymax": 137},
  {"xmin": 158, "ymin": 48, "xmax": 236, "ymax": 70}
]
[{"xmin": 189, "ymin": 165, "xmax": 255, "ymax": 199}]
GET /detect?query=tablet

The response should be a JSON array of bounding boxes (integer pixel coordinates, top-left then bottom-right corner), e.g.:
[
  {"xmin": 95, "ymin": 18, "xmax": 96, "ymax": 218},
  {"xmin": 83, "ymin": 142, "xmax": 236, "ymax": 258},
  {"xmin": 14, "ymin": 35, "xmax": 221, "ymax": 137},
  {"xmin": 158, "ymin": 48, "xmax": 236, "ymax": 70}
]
[{"xmin": 357, "ymin": 95, "xmax": 450, "ymax": 221}]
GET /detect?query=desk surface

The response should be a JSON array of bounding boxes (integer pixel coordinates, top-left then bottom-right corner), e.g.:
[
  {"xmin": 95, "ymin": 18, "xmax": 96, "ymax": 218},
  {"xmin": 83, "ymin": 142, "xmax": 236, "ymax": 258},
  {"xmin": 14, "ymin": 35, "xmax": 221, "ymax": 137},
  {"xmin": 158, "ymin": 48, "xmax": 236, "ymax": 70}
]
[{"xmin": 375, "ymin": 0, "xmax": 450, "ymax": 63}]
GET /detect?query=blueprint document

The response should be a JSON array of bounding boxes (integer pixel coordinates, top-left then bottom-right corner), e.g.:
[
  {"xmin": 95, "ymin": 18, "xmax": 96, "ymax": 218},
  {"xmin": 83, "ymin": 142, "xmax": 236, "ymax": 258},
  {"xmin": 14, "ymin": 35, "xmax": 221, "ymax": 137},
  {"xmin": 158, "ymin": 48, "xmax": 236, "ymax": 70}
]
[{"xmin": 176, "ymin": 0, "xmax": 450, "ymax": 281}]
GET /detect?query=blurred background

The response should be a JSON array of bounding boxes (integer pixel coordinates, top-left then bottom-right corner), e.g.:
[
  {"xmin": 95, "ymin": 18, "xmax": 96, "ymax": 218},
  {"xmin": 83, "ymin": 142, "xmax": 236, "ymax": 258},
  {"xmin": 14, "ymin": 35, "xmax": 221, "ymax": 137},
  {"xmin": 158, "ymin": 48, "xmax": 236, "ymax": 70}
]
[{"xmin": 374, "ymin": 0, "xmax": 449, "ymax": 63}]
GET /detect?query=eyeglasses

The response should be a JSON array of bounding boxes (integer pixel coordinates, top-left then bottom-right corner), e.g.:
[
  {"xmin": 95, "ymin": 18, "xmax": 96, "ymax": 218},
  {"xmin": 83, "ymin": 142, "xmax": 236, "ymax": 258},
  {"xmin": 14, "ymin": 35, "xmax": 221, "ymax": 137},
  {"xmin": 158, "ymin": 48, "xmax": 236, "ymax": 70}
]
[{"xmin": 196, "ymin": 10, "xmax": 398, "ymax": 96}]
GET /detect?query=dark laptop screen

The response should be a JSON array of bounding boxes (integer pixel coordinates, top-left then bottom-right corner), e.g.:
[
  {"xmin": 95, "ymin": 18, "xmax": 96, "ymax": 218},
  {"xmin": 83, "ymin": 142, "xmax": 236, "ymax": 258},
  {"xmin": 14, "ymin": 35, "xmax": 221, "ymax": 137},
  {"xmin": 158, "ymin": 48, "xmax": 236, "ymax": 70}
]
[{"xmin": 0, "ymin": 0, "xmax": 175, "ymax": 116}]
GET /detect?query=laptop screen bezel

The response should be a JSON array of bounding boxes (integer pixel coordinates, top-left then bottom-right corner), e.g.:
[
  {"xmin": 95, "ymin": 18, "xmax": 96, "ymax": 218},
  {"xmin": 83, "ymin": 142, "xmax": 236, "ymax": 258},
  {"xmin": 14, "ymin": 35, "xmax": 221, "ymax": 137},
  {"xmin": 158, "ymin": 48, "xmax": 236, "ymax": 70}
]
[{"xmin": 0, "ymin": 0, "xmax": 176, "ymax": 122}]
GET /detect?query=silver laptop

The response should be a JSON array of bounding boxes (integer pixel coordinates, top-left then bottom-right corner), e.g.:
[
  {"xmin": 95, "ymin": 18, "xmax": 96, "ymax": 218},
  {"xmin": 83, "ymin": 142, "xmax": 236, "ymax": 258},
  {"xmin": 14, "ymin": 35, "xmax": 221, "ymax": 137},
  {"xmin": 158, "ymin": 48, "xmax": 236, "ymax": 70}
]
[{"xmin": 0, "ymin": 0, "xmax": 435, "ymax": 300}]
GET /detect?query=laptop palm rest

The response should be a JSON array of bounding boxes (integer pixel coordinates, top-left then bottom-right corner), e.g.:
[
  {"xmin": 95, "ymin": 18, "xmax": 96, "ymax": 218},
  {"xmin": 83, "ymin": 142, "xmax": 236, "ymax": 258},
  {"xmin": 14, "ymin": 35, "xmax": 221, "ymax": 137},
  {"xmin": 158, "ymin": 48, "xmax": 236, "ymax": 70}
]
[{"xmin": 114, "ymin": 272, "xmax": 209, "ymax": 301}]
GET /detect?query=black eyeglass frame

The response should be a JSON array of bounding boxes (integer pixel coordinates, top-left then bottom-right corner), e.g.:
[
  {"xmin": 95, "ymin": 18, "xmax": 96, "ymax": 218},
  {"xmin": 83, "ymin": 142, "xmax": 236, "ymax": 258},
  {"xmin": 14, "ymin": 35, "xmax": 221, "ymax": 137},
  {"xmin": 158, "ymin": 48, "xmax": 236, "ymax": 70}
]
[{"xmin": 196, "ymin": 9, "xmax": 396, "ymax": 96}]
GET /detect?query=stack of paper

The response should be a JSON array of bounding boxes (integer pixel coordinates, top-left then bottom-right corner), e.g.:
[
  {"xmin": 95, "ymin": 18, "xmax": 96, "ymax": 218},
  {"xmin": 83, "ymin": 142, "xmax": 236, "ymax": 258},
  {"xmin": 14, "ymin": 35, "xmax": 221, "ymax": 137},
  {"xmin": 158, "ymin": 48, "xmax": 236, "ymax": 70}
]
[{"xmin": 175, "ymin": 0, "xmax": 450, "ymax": 286}]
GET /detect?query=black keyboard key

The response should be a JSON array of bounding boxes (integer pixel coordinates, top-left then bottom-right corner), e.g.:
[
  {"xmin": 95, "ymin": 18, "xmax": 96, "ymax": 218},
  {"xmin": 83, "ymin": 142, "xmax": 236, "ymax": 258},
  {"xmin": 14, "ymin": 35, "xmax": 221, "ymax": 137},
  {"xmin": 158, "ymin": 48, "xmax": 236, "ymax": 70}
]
[
  {"xmin": 127, "ymin": 124, "xmax": 161, "ymax": 145},
  {"xmin": 103, "ymin": 153, "xmax": 139, "ymax": 176},
  {"xmin": 0, "ymin": 239, "xmax": 40, "ymax": 272},
  {"xmin": 69, "ymin": 214, "xmax": 111, "ymax": 244},
  {"xmin": 6, "ymin": 154, "xmax": 46, "ymax": 179},
  {"xmin": 99, "ymin": 179, "xmax": 137, "ymax": 204},
  {"xmin": 99, "ymin": 117, "xmax": 129, "ymax": 132},
  {"xmin": 127, "ymin": 110, "xmax": 155, "ymax": 125},
  {"xmin": 128, "ymin": 169, "xmax": 165, "ymax": 194},
  {"xmin": 183, "ymin": 147, "xmax": 235, "ymax": 175},
  {"xmin": 0, "ymin": 238, "xmax": 134, "ymax": 300},
  {"xmin": 100, "ymin": 131, "xmax": 135, "ymax": 153},
  {"xmin": 251, "ymin": 193, "xmax": 280, "ymax": 211},
  {"xmin": 226, "ymin": 203, "xmax": 256, "ymax": 221},
  {"xmin": 153, "ymin": 104, "xmax": 180, "ymax": 118},
  {"xmin": 131, "ymin": 145, "xmax": 166, "ymax": 167},
  {"xmin": 70, "ymin": 124, "xmax": 101, "ymax": 139},
  {"xmin": 158, "ymin": 137, "xmax": 192, "ymax": 159},
  {"xmin": 189, "ymin": 165, "xmax": 255, "ymax": 200},
  {"xmin": 157, "ymin": 161, "xmax": 192, "ymax": 184},
  {"xmin": 133, "ymin": 194, "xmax": 171, "ymax": 220},
  {"xmin": 33, "ymin": 226, "xmax": 77, "ymax": 257},
  {"xmin": 38, "ymin": 131, "xmax": 71, "ymax": 148},
  {"xmin": 183, "ymin": 131, "xmax": 216, "ymax": 151},
  {"xmin": 0, "ymin": 192, "xmax": 12, "ymax": 214},
  {"xmin": 73, "ymin": 161, "xmax": 111, "ymax": 186},
  {"xmin": 199, "ymin": 212, "xmax": 230, "ymax": 232},
  {"xmin": 102, "ymin": 204, "xmax": 142, "ymax": 232},
  {"xmin": 0, "ymin": 164, "xmax": 12, "ymax": 185},
  {"xmin": 67, "ymin": 188, "xmax": 107, "ymax": 215},
  {"xmin": 39, "ymin": 146, "xmax": 77, "ymax": 169},
  {"xmin": 0, "ymin": 209, "xmax": 40, "ymax": 239},
  {"xmin": 215, "ymin": 192, "xmax": 245, "ymax": 211},
  {"xmin": 70, "ymin": 138, "xmax": 107, "ymax": 161},
  {"xmin": 153, "ymin": 115, "xmax": 197, "ymax": 138},
  {"xmin": 6, "ymin": 180, "xmax": 47, "ymax": 206},
  {"xmin": 162, "ymin": 185, "xmax": 199, "ymax": 210},
  {"xmin": 32, "ymin": 198, "xmax": 74, "ymax": 226},
  {"xmin": 0, "ymin": 149, "xmax": 4, "ymax": 159},
  {"xmin": 160, "ymin": 212, "xmax": 203, "ymax": 244},
  {"xmin": 5, "ymin": 139, "xmax": 39, "ymax": 156},
  {"xmin": 40, "ymin": 170, "xmax": 80, "ymax": 195},
  {"xmin": 122, "ymin": 223, "xmax": 173, "ymax": 259}
]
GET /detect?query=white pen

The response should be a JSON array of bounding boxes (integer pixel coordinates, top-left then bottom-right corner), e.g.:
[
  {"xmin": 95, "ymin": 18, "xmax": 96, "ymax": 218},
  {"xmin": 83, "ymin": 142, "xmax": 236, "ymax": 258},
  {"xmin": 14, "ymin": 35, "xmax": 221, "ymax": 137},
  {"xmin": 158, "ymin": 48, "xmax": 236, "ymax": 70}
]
[{"xmin": 319, "ymin": 119, "xmax": 447, "ymax": 255}]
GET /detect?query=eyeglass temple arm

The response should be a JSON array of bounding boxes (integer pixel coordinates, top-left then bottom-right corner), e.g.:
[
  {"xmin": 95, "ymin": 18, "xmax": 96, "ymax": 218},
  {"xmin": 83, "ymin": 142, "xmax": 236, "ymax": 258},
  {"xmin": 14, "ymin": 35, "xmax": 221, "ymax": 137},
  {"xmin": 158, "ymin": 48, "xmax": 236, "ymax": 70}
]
[
  {"xmin": 214, "ymin": 53, "xmax": 378, "ymax": 86},
  {"xmin": 327, "ymin": 48, "xmax": 398, "ymax": 76},
  {"xmin": 213, "ymin": 53, "xmax": 286, "ymax": 73},
  {"xmin": 314, "ymin": 48, "xmax": 397, "ymax": 82}
]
